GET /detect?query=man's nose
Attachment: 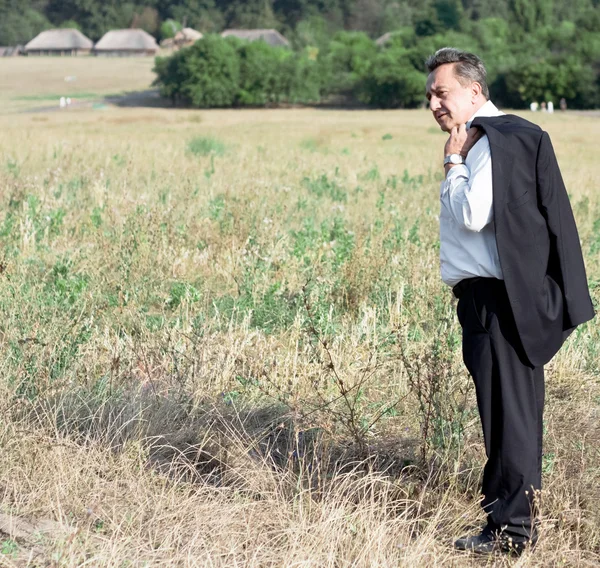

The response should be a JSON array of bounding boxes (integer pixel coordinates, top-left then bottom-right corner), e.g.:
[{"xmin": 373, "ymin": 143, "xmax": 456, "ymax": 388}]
[{"xmin": 429, "ymin": 96, "xmax": 441, "ymax": 111}]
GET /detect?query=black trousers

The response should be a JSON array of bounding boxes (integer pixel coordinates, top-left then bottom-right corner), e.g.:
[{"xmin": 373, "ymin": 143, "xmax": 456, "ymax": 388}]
[{"xmin": 455, "ymin": 277, "xmax": 544, "ymax": 539}]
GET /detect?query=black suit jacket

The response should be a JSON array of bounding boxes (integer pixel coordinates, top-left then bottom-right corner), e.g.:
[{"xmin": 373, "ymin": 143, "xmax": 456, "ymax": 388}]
[{"xmin": 471, "ymin": 114, "xmax": 595, "ymax": 366}]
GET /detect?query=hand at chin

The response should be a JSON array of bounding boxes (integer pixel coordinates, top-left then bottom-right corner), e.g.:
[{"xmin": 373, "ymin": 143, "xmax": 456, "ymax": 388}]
[{"xmin": 444, "ymin": 123, "xmax": 482, "ymax": 157}]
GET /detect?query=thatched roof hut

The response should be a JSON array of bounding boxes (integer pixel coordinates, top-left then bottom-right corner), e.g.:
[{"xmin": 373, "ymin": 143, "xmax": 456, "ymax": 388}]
[
  {"xmin": 221, "ymin": 29, "xmax": 290, "ymax": 48},
  {"xmin": 160, "ymin": 27, "xmax": 202, "ymax": 50},
  {"xmin": 94, "ymin": 29, "xmax": 159, "ymax": 56},
  {"xmin": 175, "ymin": 28, "xmax": 202, "ymax": 44},
  {"xmin": 0, "ymin": 45, "xmax": 24, "ymax": 56},
  {"xmin": 25, "ymin": 29, "xmax": 93, "ymax": 56}
]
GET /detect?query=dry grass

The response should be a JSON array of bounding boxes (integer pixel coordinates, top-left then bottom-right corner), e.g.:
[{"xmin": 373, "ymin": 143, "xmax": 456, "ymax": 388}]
[{"xmin": 0, "ymin": 59, "xmax": 598, "ymax": 566}]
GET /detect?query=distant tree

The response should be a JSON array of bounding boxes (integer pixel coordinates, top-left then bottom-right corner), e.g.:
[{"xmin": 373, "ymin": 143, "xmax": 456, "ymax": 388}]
[
  {"xmin": 434, "ymin": 0, "xmax": 463, "ymax": 30},
  {"xmin": 347, "ymin": 0, "xmax": 385, "ymax": 35},
  {"xmin": 414, "ymin": 7, "xmax": 443, "ymax": 36},
  {"xmin": 502, "ymin": 53, "xmax": 599, "ymax": 108},
  {"xmin": 378, "ymin": 26, "xmax": 417, "ymax": 49},
  {"xmin": 132, "ymin": 6, "xmax": 160, "ymax": 34},
  {"xmin": 462, "ymin": 0, "xmax": 511, "ymax": 20},
  {"xmin": 359, "ymin": 46, "xmax": 426, "ymax": 107},
  {"xmin": 575, "ymin": 5, "xmax": 600, "ymax": 33},
  {"xmin": 224, "ymin": 0, "xmax": 280, "ymax": 29},
  {"xmin": 321, "ymin": 31, "xmax": 377, "ymax": 97},
  {"xmin": 280, "ymin": 47, "xmax": 323, "ymax": 102},
  {"xmin": 169, "ymin": 3, "xmax": 224, "ymax": 33},
  {"xmin": 379, "ymin": 2, "xmax": 415, "ymax": 33},
  {"xmin": 44, "ymin": 0, "xmax": 138, "ymax": 40},
  {"xmin": 236, "ymin": 39, "xmax": 291, "ymax": 105},
  {"xmin": 509, "ymin": 0, "xmax": 553, "ymax": 33},
  {"xmin": 292, "ymin": 13, "xmax": 332, "ymax": 51},
  {"xmin": 60, "ymin": 19, "xmax": 81, "ymax": 30},
  {"xmin": 154, "ymin": 33, "xmax": 322, "ymax": 107},
  {"xmin": 0, "ymin": 7, "xmax": 51, "ymax": 45},
  {"xmin": 160, "ymin": 18, "xmax": 182, "ymax": 40},
  {"xmin": 154, "ymin": 34, "xmax": 240, "ymax": 107}
]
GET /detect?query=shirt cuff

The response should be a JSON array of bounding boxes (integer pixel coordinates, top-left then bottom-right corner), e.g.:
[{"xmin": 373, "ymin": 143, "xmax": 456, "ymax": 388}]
[{"xmin": 445, "ymin": 164, "xmax": 470, "ymax": 181}]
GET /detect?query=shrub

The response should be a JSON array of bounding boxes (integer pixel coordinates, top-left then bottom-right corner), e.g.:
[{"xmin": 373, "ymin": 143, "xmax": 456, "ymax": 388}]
[
  {"xmin": 154, "ymin": 34, "xmax": 240, "ymax": 108},
  {"xmin": 187, "ymin": 136, "xmax": 227, "ymax": 157},
  {"xmin": 160, "ymin": 19, "xmax": 181, "ymax": 40},
  {"xmin": 320, "ymin": 31, "xmax": 377, "ymax": 98},
  {"xmin": 236, "ymin": 40, "xmax": 291, "ymax": 105},
  {"xmin": 359, "ymin": 47, "xmax": 426, "ymax": 108},
  {"xmin": 281, "ymin": 49, "xmax": 324, "ymax": 103}
]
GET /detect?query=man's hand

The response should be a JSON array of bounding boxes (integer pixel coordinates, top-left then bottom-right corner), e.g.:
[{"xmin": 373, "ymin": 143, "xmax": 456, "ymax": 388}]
[{"xmin": 444, "ymin": 123, "xmax": 483, "ymax": 158}]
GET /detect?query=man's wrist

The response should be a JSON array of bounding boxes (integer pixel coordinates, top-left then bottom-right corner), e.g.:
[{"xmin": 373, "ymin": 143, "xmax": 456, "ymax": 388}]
[{"xmin": 443, "ymin": 153, "xmax": 466, "ymax": 166}]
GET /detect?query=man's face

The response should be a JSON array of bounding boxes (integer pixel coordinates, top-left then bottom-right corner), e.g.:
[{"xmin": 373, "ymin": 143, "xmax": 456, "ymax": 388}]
[{"xmin": 426, "ymin": 63, "xmax": 478, "ymax": 132}]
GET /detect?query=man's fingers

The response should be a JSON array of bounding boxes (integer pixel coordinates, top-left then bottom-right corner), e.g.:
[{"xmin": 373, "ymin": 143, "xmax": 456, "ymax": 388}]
[{"xmin": 470, "ymin": 129, "xmax": 484, "ymax": 143}]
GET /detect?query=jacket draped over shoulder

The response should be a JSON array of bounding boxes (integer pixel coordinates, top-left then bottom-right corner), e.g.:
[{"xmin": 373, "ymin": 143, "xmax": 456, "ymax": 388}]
[{"xmin": 471, "ymin": 115, "xmax": 594, "ymax": 366}]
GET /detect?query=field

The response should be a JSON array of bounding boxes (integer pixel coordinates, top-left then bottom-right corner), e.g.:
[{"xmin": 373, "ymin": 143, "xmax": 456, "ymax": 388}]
[{"xmin": 0, "ymin": 58, "xmax": 598, "ymax": 567}]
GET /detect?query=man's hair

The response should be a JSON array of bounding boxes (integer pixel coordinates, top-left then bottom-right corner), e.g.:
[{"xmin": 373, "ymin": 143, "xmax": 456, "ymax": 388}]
[{"xmin": 425, "ymin": 47, "xmax": 489, "ymax": 99}]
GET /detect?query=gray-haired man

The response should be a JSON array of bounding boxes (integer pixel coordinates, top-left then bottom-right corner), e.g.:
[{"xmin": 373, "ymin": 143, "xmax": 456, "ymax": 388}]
[{"xmin": 425, "ymin": 47, "xmax": 594, "ymax": 554}]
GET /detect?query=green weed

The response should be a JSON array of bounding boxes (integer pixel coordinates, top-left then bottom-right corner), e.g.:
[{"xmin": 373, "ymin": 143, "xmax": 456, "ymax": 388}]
[
  {"xmin": 187, "ymin": 136, "xmax": 226, "ymax": 157},
  {"xmin": 302, "ymin": 174, "xmax": 347, "ymax": 202}
]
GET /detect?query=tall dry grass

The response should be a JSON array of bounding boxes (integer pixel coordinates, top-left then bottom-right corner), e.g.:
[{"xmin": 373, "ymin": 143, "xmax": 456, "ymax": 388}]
[{"xmin": 0, "ymin": 74, "xmax": 598, "ymax": 566}]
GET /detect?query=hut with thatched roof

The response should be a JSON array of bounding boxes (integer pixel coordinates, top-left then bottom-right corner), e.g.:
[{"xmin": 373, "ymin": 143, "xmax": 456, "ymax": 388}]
[
  {"xmin": 175, "ymin": 28, "xmax": 202, "ymax": 47},
  {"xmin": 0, "ymin": 45, "xmax": 24, "ymax": 56},
  {"xmin": 94, "ymin": 29, "xmax": 159, "ymax": 56},
  {"xmin": 221, "ymin": 29, "xmax": 290, "ymax": 48},
  {"xmin": 160, "ymin": 27, "xmax": 202, "ymax": 51},
  {"xmin": 25, "ymin": 29, "xmax": 93, "ymax": 56}
]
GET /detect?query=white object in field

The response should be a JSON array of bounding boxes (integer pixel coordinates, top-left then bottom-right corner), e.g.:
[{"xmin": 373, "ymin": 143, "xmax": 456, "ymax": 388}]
[
  {"xmin": 59, "ymin": 96, "xmax": 66, "ymax": 108},
  {"xmin": 547, "ymin": 101, "xmax": 554, "ymax": 113},
  {"xmin": 529, "ymin": 101, "xmax": 538, "ymax": 112}
]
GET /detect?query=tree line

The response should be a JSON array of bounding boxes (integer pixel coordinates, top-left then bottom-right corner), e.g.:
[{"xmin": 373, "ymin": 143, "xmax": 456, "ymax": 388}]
[{"xmin": 1, "ymin": 0, "xmax": 599, "ymax": 108}]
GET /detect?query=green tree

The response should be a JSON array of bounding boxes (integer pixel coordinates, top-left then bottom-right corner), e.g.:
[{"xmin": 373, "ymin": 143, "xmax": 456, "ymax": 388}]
[
  {"xmin": 60, "ymin": 19, "xmax": 81, "ymax": 29},
  {"xmin": 0, "ymin": 7, "xmax": 51, "ymax": 45},
  {"xmin": 160, "ymin": 18, "xmax": 181, "ymax": 39},
  {"xmin": 321, "ymin": 31, "xmax": 377, "ymax": 96},
  {"xmin": 414, "ymin": 6, "xmax": 443, "ymax": 36},
  {"xmin": 434, "ymin": 0, "xmax": 463, "ymax": 30},
  {"xmin": 292, "ymin": 13, "xmax": 333, "ymax": 51},
  {"xmin": 224, "ymin": 0, "xmax": 280, "ymax": 29},
  {"xmin": 359, "ymin": 45, "xmax": 426, "ymax": 107},
  {"xmin": 509, "ymin": 0, "xmax": 553, "ymax": 33},
  {"xmin": 499, "ymin": 53, "xmax": 598, "ymax": 108},
  {"xmin": 281, "ymin": 48, "xmax": 323, "ymax": 102},
  {"xmin": 236, "ymin": 39, "xmax": 291, "ymax": 105},
  {"xmin": 154, "ymin": 34, "xmax": 241, "ymax": 107},
  {"xmin": 132, "ymin": 6, "xmax": 160, "ymax": 34}
]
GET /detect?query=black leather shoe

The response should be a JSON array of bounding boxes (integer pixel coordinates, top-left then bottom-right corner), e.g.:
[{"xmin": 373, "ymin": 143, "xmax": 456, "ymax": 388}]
[
  {"xmin": 454, "ymin": 527, "xmax": 531, "ymax": 555},
  {"xmin": 454, "ymin": 527, "xmax": 497, "ymax": 554}
]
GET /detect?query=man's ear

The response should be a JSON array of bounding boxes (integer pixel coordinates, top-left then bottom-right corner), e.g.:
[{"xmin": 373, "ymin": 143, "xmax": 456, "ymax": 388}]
[{"xmin": 471, "ymin": 81, "xmax": 483, "ymax": 100}]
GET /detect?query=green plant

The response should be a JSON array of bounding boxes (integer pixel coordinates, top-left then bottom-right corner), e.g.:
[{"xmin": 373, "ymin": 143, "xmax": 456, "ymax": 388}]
[
  {"xmin": 1, "ymin": 539, "xmax": 18, "ymax": 557},
  {"xmin": 187, "ymin": 136, "xmax": 226, "ymax": 157},
  {"xmin": 302, "ymin": 174, "xmax": 347, "ymax": 202}
]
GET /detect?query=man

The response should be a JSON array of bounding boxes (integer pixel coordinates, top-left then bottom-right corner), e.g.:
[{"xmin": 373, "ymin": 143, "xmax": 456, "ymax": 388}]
[{"xmin": 425, "ymin": 48, "xmax": 594, "ymax": 554}]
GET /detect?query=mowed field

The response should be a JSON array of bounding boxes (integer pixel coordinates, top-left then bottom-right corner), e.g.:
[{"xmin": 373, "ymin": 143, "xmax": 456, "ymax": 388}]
[{"xmin": 0, "ymin": 58, "xmax": 599, "ymax": 567}]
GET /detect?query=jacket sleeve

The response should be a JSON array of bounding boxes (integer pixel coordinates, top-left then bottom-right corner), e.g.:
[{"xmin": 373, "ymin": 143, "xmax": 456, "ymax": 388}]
[{"xmin": 536, "ymin": 132, "xmax": 595, "ymax": 329}]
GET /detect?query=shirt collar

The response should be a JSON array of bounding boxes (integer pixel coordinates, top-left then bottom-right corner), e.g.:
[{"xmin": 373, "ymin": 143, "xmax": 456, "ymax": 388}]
[{"xmin": 466, "ymin": 100, "xmax": 504, "ymax": 129}]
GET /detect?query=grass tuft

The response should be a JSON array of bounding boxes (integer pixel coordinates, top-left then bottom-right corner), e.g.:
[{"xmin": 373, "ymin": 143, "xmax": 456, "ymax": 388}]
[{"xmin": 187, "ymin": 136, "xmax": 227, "ymax": 157}]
